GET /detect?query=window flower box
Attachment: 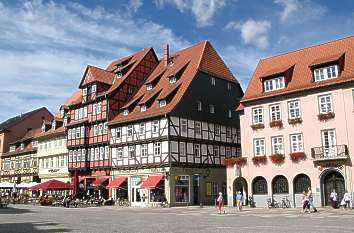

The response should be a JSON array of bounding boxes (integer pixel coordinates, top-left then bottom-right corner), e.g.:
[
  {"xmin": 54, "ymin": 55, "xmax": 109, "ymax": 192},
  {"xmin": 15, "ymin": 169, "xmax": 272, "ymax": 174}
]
[
  {"xmin": 289, "ymin": 152, "xmax": 306, "ymax": 162},
  {"xmin": 288, "ymin": 117, "xmax": 303, "ymax": 125},
  {"xmin": 224, "ymin": 157, "xmax": 247, "ymax": 167},
  {"xmin": 252, "ymin": 155, "xmax": 267, "ymax": 166},
  {"xmin": 269, "ymin": 120, "xmax": 283, "ymax": 128},
  {"xmin": 269, "ymin": 154, "xmax": 285, "ymax": 164},
  {"xmin": 318, "ymin": 112, "xmax": 335, "ymax": 121},
  {"xmin": 251, "ymin": 123, "xmax": 265, "ymax": 130}
]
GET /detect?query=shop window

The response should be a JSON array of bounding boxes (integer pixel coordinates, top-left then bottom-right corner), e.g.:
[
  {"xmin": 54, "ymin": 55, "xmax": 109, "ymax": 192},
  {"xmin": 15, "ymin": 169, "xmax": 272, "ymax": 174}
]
[
  {"xmin": 206, "ymin": 181, "xmax": 218, "ymax": 196},
  {"xmin": 175, "ymin": 175, "xmax": 189, "ymax": 203}
]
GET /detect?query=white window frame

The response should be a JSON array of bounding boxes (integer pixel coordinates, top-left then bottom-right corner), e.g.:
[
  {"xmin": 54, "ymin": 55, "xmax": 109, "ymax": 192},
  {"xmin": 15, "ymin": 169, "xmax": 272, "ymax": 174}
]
[
  {"xmin": 264, "ymin": 76, "xmax": 285, "ymax": 92},
  {"xmin": 127, "ymin": 125, "xmax": 133, "ymax": 137},
  {"xmin": 139, "ymin": 123, "xmax": 145, "ymax": 135},
  {"xmin": 103, "ymin": 122, "xmax": 108, "ymax": 135},
  {"xmin": 152, "ymin": 120, "xmax": 159, "ymax": 134},
  {"xmin": 181, "ymin": 120, "xmax": 187, "ymax": 133},
  {"xmin": 253, "ymin": 138, "xmax": 265, "ymax": 156},
  {"xmin": 194, "ymin": 144, "xmax": 201, "ymax": 157},
  {"xmin": 271, "ymin": 136, "xmax": 284, "ymax": 155},
  {"xmin": 197, "ymin": 101, "xmax": 202, "ymax": 111},
  {"xmin": 270, "ymin": 104, "xmax": 281, "ymax": 121},
  {"xmin": 314, "ymin": 65, "xmax": 338, "ymax": 82},
  {"xmin": 169, "ymin": 76, "xmax": 177, "ymax": 83},
  {"xmin": 159, "ymin": 100, "xmax": 167, "ymax": 107},
  {"xmin": 252, "ymin": 107, "xmax": 263, "ymax": 124},
  {"xmin": 81, "ymin": 126, "xmax": 85, "ymax": 138},
  {"xmin": 211, "ymin": 77, "xmax": 216, "ymax": 86},
  {"xmin": 141, "ymin": 144, "xmax": 148, "ymax": 157},
  {"xmin": 288, "ymin": 100, "xmax": 301, "ymax": 119},
  {"xmin": 123, "ymin": 109, "xmax": 129, "ymax": 116},
  {"xmin": 154, "ymin": 142, "xmax": 161, "ymax": 156},
  {"xmin": 92, "ymin": 84, "xmax": 97, "ymax": 93},
  {"xmin": 290, "ymin": 133, "xmax": 304, "ymax": 153},
  {"xmin": 140, "ymin": 105, "xmax": 147, "ymax": 112},
  {"xmin": 215, "ymin": 125, "xmax": 220, "ymax": 136},
  {"xmin": 116, "ymin": 127, "xmax": 122, "ymax": 139},
  {"xmin": 146, "ymin": 84, "xmax": 153, "ymax": 90},
  {"xmin": 318, "ymin": 94, "xmax": 333, "ymax": 114},
  {"xmin": 117, "ymin": 147, "xmax": 123, "ymax": 159},
  {"xmin": 195, "ymin": 122, "xmax": 201, "ymax": 136},
  {"xmin": 209, "ymin": 105, "xmax": 215, "ymax": 114},
  {"xmin": 129, "ymin": 146, "xmax": 135, "ymax": 158}
]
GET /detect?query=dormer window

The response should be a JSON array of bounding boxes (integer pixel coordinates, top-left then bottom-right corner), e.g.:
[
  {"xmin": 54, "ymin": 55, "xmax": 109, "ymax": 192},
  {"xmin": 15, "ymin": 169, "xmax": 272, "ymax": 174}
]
[
  {"xmin": 159, "ymin": 100, "xmax": 167, "ymax": 107},
  {"xmin": 169, "ymin": 76, "xmax": 177, "ymax": 83},
  {"xmin": 211, "ymin": 77, "xmax": 216, "ymax": 86},
  {"xmin": 20, "ymin": 143, "xmax": 24, "ymax": 150},
  {"xmin": 146, "ymin": 84, "xmax": 153, "ymax": 90},
  {"xmin": 314, "ymin": 65, "xmax": 338, "ymax": 82},
  {"xmin": 123, "ymin": 110, "xmax": 129, "ymax": 116},
  {"xmin": 63, "ymin": 116, "xmax": 68, "ymax": 126},
  {"xmin": 141, "ymin": 105, "xmax": 147, "ymax": 112},
  {"xmin": 264, "ymin": 76, "xmax": 285, "ymax": 92},
  {"xmin": 168, "ymin": 59, "xmax": 174, "ymax": 66},
  {"xmin": 10, "ymin": 145, "xmax": 15, "ymax": 152},
  {"xmin": 32, "ymin": 141, "xmax": 38, "ymax": 148},
  {"xmin": 92, "ymin": 84, "xmax": 97, "ymax": 93},
  {"xmin": 52, "ymin": 120, "xmax": 56, "ymax": 130},
  {"xmin": 41, "ymin": 124, "xmax": 46, "ymax": 133},
  {"xmin": 82, "ymin": 88, "xmax": 87, "ymax": 96}
]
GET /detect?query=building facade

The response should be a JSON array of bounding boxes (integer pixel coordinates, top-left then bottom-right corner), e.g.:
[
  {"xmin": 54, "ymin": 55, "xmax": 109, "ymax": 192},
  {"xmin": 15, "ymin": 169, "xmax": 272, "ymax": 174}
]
[
  {"xmin": 37, "ymin": 116, "xmax": 70, "ymax": 183},
  {"xmin": 227, "ymin": 36, "xmax": 354, "ymax": 207},
  {"xmin": 64, "ymin": 48, "xmax": 159, "ymax": 198},
  {"xmin": 0, "ymin": 107, "xmax": 53, "ymax": 182},
  {"xmin": 109, "ymin": 42, "xmax": 243, "ymax": 206}
]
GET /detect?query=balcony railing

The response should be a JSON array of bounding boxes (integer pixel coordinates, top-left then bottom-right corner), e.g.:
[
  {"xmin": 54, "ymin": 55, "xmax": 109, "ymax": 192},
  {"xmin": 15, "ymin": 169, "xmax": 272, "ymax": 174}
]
[{"xmin": 311, "ymin": 145, "xmax": 349, "ymax": 161}]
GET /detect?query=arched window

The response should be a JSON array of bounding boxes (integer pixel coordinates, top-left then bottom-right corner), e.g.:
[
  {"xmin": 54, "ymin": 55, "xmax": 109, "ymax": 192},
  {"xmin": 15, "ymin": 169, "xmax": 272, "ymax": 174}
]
[
  {"xmin": 272, "ymin": 175, "xmax": 289, "ymax": 194},
  {"xmin": 252, "ymin": 176, "xmax": 268, "ymax": 194},
  {"xmin": 293, "ymin": 174, "xmax": 311, "ymax": 194}
]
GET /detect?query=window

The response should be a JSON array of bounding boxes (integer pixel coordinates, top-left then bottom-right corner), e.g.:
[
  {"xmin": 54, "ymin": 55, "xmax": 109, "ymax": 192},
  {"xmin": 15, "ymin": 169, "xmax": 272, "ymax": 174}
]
[
  {"xmin": 215, "ymin": 125, "xmax": 222, "ymax": 137},
  {"xmin": 272, "ymin": 175, "xmax": 289, "ymax": 194},
  {"xmin": 139, "ymin": 123, "xmax": 145, "ymax": 135},
  {"xmin": 116, "ymin": 127, "xmax": 122, "ymax": 139},
  {"xmin": 128, "ymin": 87, "xmax": 134, "ymax": 94},
  {"xmin": 50, "ymin": 157, "xmax": 54, "ymax": 168},
  {"xmin": 181, "ymin": 119, "xmax": 187, "ymax": 133},
  {"xmin": 98, "ymin": 123, "xmax": 103, "ymax": 135},
  {"xmin": 127, "ymin": 125, "xmax": 133, "ymax": 137},
  {"xmin": 78, "ymin": 108, "xmax": 82, "ymax": 120},
  {"xmin": 271, "ymin": 136, "xmax": 284, "ymax": 154},
  {"xmin": 140, "ymin": 105, "xmax": 147, "ymax": 112},
  {"xmin": 288, "ymin": 100, "xmax": 301, "ymax": 119},
  {"xmin": 228, "ymin": 110, "xmax": 232, "ymax": 118},
  {"xmin": 209, "ymin": 105, "xmax": 215, "ymax": 114},
  {"xmin": 97, "ymin": 102, "xmax": 102, "ymax": 114},
  {"xmin": 264, "ymin": 76, "xmax": 285, "ymax": 92},
  {"xmin": 129, "ymin": 146, "xmax": 135, "ymax": 158},
  {"xmin": 270, "ymin": 104, "xmax": 281, "ymax": 121},
  {"xmin": 9, "ymin": 145, "xmax": 15, "ymax": 152},
  {"xmin": 93, "ymin": 125, "xmax": 98, "ymax": 136},
  {"xmin": 294, "ymin": 174, "xmax": 311, "ymax": 194},
  {"xmin": 75, "ymin": 109, "xmax": 79, "ymax": 120},
  {"xmin": 92, "ymin": 84, "xmax": 96, "ymax": 93},
  {"xmin": 159, "ymin": 100, "xmax": 166, "ymax": 107},
  {"xmin": 123, "ymin": 110, "xmax": 129, "ymax": 116},
  {"xmin": 83, "ymin": 106, "xmax": 87, "ymax": 118},
  {"xmin": 225, "ymin": 147, "xmax": 231, "ymax": 157},
  {"xmin": 146, "ymin": 84, "xmax": 153, "ymax": 90},
  {"xmin": 93, "ymin": 104, "xmax": 97, "ymax": 115},
  {"xmin": 252, "ymin": 107, "xmax": 263, "ymax": 124},
  {"xmin": 154, "ymin": 142, "xmax": 161, "ymax": 155},
  {"xmin": 100, "ymin": 147, "xmax": 104, "ymax": 160},
  {"xmin": 180, "ymin": 142, "xmax": 186, "ymax": 156},
  {"xmin": 45, "ymin": 158, "xmax": 49, "ymax": 168},
  {"xmin": 20, "ymin": 143, "xmax": 24, "ymax": 150},
  {"xmin": 72, "ymin": 128, "xmax": 76, "ymax": 139},
  {"xmin": 81, "ymin": 126, "xmax": 85, "ymax": 138},
  {"xmin": 60, "ymin": 156, "xmax": 65, "ymax": 167},
  {"xmin": 206, "ymin": 181, "xmax": 218, "ymax": 196},
  {"xmin": 83, "ymin": 88, "xmax": 87, "ymax": 96},
  {"xmin": 214, "ymin": 146, "xmax": 219, "ymax": 157},
  {"xmin": 169, "ymin": 76, "xmax": 177, "ymax": 83},
  {"xmin": 103, "ymin": 122, "xmax": 108, "ymax": 135},
  {"xmin": 226, "ymin": 127, "xmax": 231, "ymax": 137},
  {"xmin": 175, "ymin": 175, "xmax": 189, "ymax": 202},
  {"xmin": 252, "ymin": 176, "xmax": 268, "ymax": 194},
  {"xmin": 314, "ymin": 65, "xmax": 338, "ymax": 82},
  {"xmin": 194, "ymin": 144, "xmax": 201, "ymax": 157},
  {"xmin": 211, "ymin": 77, "xmax": 216, "ymax": 86},
  {"xmin": 227, "ymin": 82, "xmax": 231, "ymax": 90},
  {"xmin": 104, "ymin": 146, "xmax": 109, "ymax": 160},
  {"xmin": 95, "ymin": 148, "xmax": 100, "ymax": 160},
  {"xmin": 195, "ymin": 122, "xmax": 201, "ymax": 136},
  {"xmin": 197, "ymin": 101, "xmax": 202, "ymax": 111},
  {"xmin": 90, "ymin": 148, "xmax": 95, "ymax": 161},
  {"xmin": 254, "ymin": 138, "xmax": 265, "ymax": 156},
  {"xmin": 290, "ymin": 133, "xmax": 303, "ymax": 153},
  {"xmin": 76, "ymin": 127, "xmax": 80, "ymax": 138},
  {"xmin": 117, "ymin": 147, "xmax": 123, "ymax": 159},
  {"xmin": 319, "ymin": 95, "xmax": 333, "ymax": 113},
  {"xmin": 152, "ymin": 120, "xmax": 159, "ymax": 134},
  {"xmin": 141, "ymin": 144, "xmax": 148, "ymax": 157}
]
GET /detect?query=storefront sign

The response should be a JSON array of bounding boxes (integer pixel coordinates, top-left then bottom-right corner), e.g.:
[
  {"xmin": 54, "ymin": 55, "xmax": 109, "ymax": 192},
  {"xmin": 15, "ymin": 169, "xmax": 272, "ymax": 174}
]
[{"xmin": 48, "ymin": 169, "xmax": 60, "ymax": 173}]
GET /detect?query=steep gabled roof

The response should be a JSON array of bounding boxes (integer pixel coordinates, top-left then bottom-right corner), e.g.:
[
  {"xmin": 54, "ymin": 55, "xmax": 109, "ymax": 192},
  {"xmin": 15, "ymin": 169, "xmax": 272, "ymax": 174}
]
[
  {"xmin": 110, "ymin": 41, "xmax": 239, "ymax": 125},
  {"xmin": 242, "ymin": 35, "xmax": 354, "ymax": 103},
  {"xmin": 79, "ymin": 65, "xmax": 115, "ymax": 87},
  {"xmin": 64, "ymin": 91, "xmax": 82, "ymax": 108},
  {"xmin": 0, "ymin": 107, "xmax": 48, "ymax": 132}
]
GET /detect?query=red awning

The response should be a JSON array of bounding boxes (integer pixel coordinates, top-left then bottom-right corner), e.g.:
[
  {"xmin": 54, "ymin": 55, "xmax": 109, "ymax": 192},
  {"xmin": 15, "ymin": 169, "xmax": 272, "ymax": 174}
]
[
  {"xmin": 141, "ymin": 175, "xmax": 164, "ymax": 189},
  {"xmin": 107, "ymin": 177, "xmax": 127, "ymax": 188},
  {"xmin": 93, "ymin": 176, "xmax": 110, "ymax": 186},
  {"xmin": 30, "ymin": 179, "xmax": 73, "ymax": 191}
]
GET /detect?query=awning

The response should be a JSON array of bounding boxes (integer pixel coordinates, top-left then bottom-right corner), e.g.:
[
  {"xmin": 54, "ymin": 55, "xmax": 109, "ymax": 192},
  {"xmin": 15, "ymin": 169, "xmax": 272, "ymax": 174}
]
[
  {"xmin": 30, "ymin": 180, "xmax": 73, "ymax": 191},
  {"xmin": 0, "ymin": 182, "xmax": 15, "ymax": 188},
  {"xmin": 107, "ymin": 177, "xmax": 127, "ymax": 188},
  {"xmin": 141, "ymin": 175, "xmax": 164, "ymax": 189},
  {"xmin": 93, "ymin": 176, "xmax": 110, "ymax": 186}
]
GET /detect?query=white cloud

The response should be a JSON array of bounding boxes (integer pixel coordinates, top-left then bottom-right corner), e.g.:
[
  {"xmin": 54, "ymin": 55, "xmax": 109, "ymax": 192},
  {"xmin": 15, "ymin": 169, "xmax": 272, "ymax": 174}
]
[
  {"xmin": 154, "ymin": 0, "xmax": 227, "ymax": 27},
  {"xmin": 274, "ymin": 0, "xmax": 327, "ymax": 23},
  {"xmin": 127, "ymin": 0, "xmax": 143, "ymax": 13},
  {"xmin": 226, "ymin": 19, "xmax": 271, "ymax": 50},
  {"xmin": 0, "ymin": 0, "xmax": 189, "ymax": 122}
]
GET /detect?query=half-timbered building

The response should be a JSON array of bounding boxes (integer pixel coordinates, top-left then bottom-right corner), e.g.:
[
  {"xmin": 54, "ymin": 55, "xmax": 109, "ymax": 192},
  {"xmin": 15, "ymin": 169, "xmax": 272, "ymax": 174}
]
[
  {"xmin": 109, "ymin": 41, "xmax": 243, "ymax": 206},
  {"xmin": 64, "ymin": 48, "xmax": 158, "ymax": 197}
]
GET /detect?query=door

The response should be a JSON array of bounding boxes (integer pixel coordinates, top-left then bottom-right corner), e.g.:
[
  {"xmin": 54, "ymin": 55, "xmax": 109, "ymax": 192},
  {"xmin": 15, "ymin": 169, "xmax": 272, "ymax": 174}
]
[
  {"xmin": 193, "ymin": 175, "xmax": 200, "ymax": 205},
  {"xmin": 321, "ymin": 130, "xmax": 336, "ymax": 158},
  {"xmin": 323, "ymin": 172, "xmax": 345, "ymax": 206}
]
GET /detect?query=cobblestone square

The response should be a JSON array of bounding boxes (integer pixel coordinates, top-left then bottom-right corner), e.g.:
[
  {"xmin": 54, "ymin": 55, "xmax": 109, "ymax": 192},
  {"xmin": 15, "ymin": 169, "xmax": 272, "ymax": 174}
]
[{"xmin": 1, "ymin": 205, "xmax": 354, "ymax": 233}]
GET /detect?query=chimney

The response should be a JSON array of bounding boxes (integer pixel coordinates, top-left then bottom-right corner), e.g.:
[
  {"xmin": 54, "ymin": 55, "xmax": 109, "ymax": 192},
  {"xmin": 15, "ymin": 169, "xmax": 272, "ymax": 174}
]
[{"xmin": 163, "ymin": 44, "xmax": 169, "ymax": 66}]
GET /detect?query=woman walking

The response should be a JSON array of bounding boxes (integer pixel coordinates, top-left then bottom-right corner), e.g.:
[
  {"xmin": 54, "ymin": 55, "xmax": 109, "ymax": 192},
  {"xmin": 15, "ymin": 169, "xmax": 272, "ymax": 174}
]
[
  {"xmin": 217, "ymin": 192, "xmax": 224, "ymax": 214},
  {"xmin": 302, "ymin": 191, "xmax": 310, "ymax": 213},
  {"xmin": 330, "ymin": 189, "xmax": 338, "ymax": 209},
  {"xmin": 307, "ymin": 187, "xmax": 317, "ymax": 212}
]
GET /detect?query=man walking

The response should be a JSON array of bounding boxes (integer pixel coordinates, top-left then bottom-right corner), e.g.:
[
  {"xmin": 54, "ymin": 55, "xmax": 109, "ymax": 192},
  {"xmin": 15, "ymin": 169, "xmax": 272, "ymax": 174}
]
[{"xmin": 307, "ymin": 187, "xmax": 318, "ymax": 212}]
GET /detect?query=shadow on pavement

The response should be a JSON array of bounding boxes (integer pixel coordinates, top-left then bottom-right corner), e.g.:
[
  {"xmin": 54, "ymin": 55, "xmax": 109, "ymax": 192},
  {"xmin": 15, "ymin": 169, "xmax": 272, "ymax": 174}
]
[
  {"xmin": 0, "ymin": 206, "xmax": 33, "ymax": 215},
  {"xmin": 0, "ymin": 222, "xmax": 71, "ymax": 233}
]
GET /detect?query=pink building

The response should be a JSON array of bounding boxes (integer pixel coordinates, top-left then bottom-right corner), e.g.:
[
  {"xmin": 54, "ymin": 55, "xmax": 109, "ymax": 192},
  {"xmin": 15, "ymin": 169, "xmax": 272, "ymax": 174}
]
[{"xmin": 227, "ymin": 36, "xmax": 354, "ymax": 207}]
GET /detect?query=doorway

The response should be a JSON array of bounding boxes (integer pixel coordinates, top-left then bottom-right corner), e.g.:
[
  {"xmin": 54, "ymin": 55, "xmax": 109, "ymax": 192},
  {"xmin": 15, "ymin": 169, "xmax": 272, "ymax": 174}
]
[
  {"xmin": 233, "ymin": 177, "xmax": 248, "ymax": 206},
  {"xmin": 321, "ymin": 170, "xmax": 345, "ymax": 206}
]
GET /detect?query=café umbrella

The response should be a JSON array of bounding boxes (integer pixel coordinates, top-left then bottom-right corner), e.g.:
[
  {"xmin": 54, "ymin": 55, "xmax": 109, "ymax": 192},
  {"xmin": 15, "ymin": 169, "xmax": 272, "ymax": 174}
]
[{"xmin": 30, "ymin": 180, "xmax": 73, "ymax": 191}]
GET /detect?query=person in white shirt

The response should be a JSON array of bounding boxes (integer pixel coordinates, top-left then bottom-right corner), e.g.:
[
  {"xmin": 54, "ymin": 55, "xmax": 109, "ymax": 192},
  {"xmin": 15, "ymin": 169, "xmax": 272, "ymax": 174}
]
[
  {"xmin": 343, "ymin": 190, "xmax": 352, "ymax": 209},
  {"xmin": 330, "ymin": 189, "xmax": 338, "ymax": 209}
]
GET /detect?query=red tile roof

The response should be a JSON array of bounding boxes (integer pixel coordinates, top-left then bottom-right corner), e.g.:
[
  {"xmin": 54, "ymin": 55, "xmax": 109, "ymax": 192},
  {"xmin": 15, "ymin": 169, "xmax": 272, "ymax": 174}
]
[
  {"xmin": 79, "ymin": 65, "xmax": 115, "ymax": 87},
  {"xmin": 241, "ymin": 35, "xmax": 354, "ymax": 103},
  {"xmin": 110, "ymin": 41, "xmax": 239, "ymax": 125},
  {"xmin": 36, "ymin": 126, "xmax": 65, "ymax": 140},
  {"xmin": 64, "ymin": 91, "xmax": 82, "ymax": 108}
]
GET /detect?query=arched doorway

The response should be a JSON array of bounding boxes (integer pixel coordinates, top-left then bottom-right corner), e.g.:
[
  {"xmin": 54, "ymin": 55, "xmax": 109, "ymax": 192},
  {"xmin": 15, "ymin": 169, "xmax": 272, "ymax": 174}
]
[
  {"xmin": 321, "ymin": 170, "xmax": 345, "ymax": 206},
  {"xmin": 293, "ymin": 174, "xmax": 311, "ymax": 208},
  {"xmin": 233, "ymin": 177, "xmax": 248, "ymax": 206}
]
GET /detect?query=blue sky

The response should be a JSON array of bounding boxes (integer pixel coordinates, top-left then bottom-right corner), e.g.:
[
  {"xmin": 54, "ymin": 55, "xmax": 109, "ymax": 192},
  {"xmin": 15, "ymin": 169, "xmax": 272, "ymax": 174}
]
[{"xmin": 0, "ymin": 0, "xmax": 353, "ymax": 122}]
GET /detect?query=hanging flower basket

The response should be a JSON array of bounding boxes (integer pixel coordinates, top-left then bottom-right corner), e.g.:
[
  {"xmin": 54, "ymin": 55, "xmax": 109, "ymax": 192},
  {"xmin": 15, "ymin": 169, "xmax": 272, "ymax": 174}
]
[
  {"xmin": 289, "ymin": 152, "xmax": 306, "ymax": 162},
  {"xmin": 318, "ymin": 112, "xmax": 335, "ymax": 121},
  {"xmin": 223, "ymin": 157, "xmax": 247, "ymax": 167},
  {"xmin": 252, "ymin": 156, "xmax": 267, "ymax": 166},
  {"xmin": 288, "ymin": 117, "xmax": 303, "ymax": 125},
  {"xmin": 269, "ymin": 120, "xmax": 283, "ymax": 128},
  {"xmin": 251, "ymin": 123, "xmax": 265, "ymax": 130},
  {"xmin": 269, "ymin": 154, "xmax": 285, "ymax": 164}
]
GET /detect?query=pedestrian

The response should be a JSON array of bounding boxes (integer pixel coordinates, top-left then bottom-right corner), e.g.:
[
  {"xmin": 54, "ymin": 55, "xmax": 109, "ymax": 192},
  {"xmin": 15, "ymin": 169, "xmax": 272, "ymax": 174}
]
[
  {"xmin": 217, "ymin": 192, "xmax": 224, "ymax": 214},
  {"xmin": 235, "ymin": 191, "xmax": 243, "ymax": 211},
  {"xmin": 307, "ymin": 187, "xmax": 317, "ymax": 213},
  {"xmin": 343, "ymin": 190, "xmax": 351, "ymax": 209},
  {"xmin": 330, "ymin": 189, "xmax": 338, "ymax": 209},
  {"xmin": 302, "ymin": 191, "xmax": 310, "ymax": 213}
]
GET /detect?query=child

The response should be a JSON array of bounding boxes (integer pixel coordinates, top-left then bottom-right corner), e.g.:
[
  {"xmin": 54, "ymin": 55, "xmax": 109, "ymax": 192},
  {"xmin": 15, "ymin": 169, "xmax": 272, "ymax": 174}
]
[{"xmin": 217, "ymin": 192, "xmax": 224, "ymax": 214}]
